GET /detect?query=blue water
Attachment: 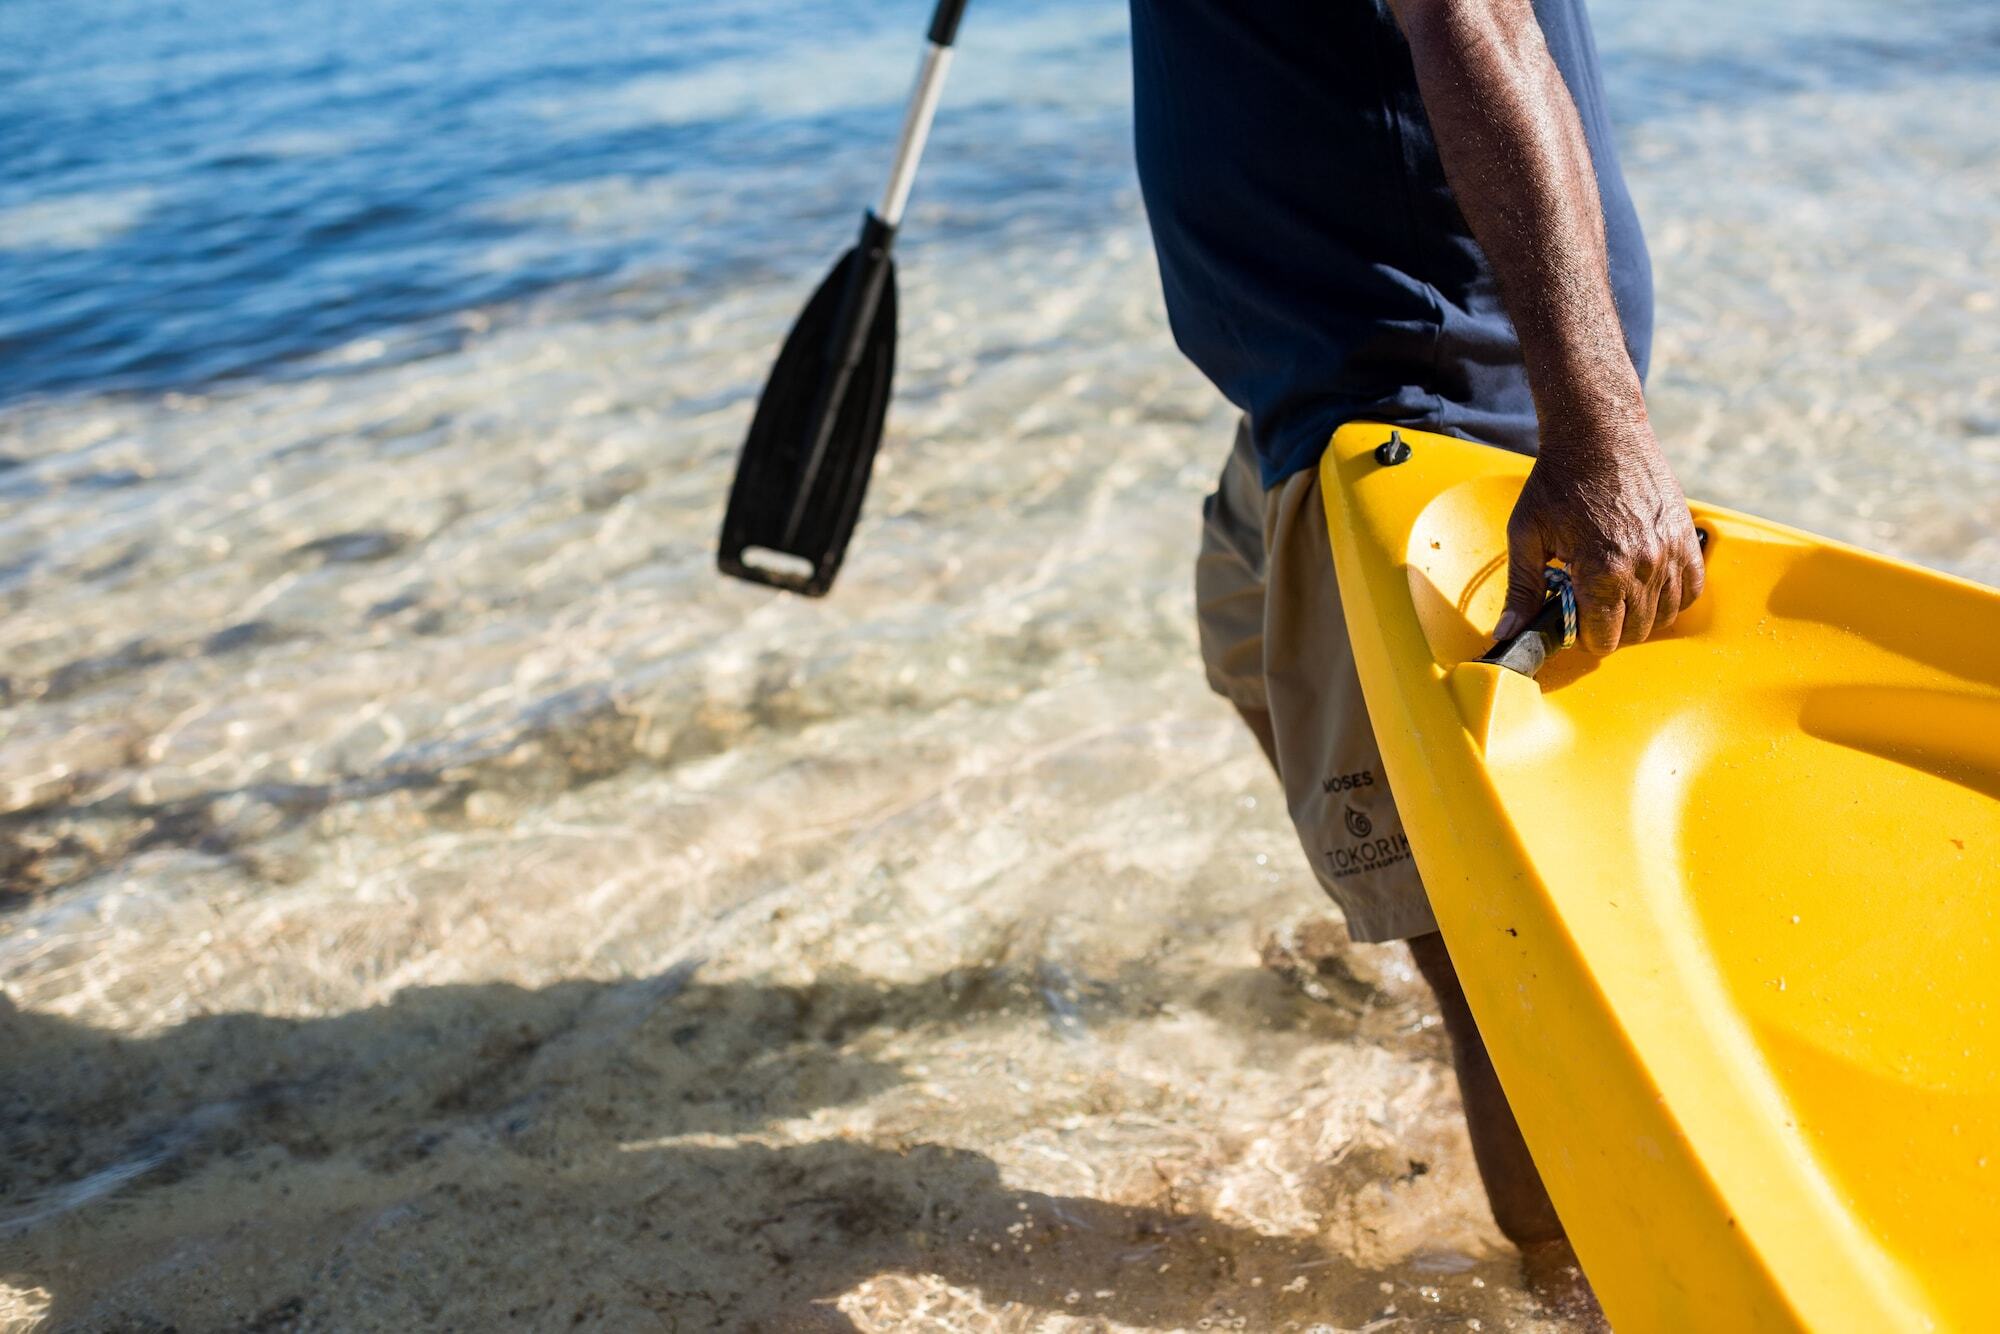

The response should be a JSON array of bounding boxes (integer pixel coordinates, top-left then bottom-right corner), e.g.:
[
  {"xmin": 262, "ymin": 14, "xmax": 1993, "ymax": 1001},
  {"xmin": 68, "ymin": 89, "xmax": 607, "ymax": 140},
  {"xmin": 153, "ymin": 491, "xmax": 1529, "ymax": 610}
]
[
  {"xmin": 1, "ymin": 0, "xmax": 1994, "ymax": 406},
  {"xmin": 0, "ymin": 0, "xmax": 1140, "ymax": 403}
]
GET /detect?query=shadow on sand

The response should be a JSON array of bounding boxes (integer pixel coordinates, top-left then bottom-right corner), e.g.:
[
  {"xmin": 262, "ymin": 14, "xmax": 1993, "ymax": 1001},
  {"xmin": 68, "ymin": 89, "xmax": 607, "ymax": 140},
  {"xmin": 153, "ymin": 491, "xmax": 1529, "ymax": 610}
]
[{"xmin": 2, "ymin": 954, "xmax": 1440, "ymax": 1330}]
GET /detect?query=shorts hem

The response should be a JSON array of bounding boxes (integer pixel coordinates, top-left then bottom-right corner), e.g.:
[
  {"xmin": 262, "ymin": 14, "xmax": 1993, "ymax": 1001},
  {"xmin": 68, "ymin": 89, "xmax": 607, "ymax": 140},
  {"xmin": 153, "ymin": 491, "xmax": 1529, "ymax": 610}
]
[{"xmin": 1315, "ymin": 865, "xmax": 1438, "ymax": 944}]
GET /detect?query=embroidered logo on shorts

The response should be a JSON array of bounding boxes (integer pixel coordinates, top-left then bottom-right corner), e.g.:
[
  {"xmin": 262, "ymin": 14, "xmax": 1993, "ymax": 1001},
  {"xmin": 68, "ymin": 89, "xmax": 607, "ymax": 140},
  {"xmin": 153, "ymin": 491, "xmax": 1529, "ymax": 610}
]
[
  {"xmin": 1324, "ymin": 832, "xmax": 1412, "ymax": 880},
  {"xmin": 1324, "ymin": 803, "xmax": 1412, "ymax": 881}
]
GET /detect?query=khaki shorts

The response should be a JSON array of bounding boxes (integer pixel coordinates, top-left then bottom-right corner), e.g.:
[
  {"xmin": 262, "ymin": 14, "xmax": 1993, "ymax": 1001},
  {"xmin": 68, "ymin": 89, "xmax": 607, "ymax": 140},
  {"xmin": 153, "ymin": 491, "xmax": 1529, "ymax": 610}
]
[{"xmin": 1196, "ymin": 419, "xmax": 1436, "ymax": 943}]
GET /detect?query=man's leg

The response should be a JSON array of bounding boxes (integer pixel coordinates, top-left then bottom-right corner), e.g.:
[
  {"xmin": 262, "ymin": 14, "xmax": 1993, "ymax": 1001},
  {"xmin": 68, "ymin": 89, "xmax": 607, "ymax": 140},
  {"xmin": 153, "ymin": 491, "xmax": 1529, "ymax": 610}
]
[
  {"xmin": 1237, "ymin": 700, "xmax": 1599, "ymax": 1323},
  {"xmin": 1405, "ymin": 933, "xmax": 1600, "ymax": 1322},
  {"xmin": 1238, "ymin": 699, "xmax": 1566, "ymax": 1248},
  {"xmin": 1403, "ymin": 931, "xmax": 1563, "ymax": 1248},
  {"xmin": 1200, "ymin": 425, "xmax": 1595, "ymax": 1312}
]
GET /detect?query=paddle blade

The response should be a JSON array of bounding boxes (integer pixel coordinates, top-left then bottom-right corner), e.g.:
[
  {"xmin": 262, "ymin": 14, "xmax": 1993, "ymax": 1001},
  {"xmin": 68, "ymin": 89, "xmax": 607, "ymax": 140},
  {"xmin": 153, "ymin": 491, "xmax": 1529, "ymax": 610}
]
[{"xmin": 718, "ymin": 249, "xmax": 898, "ymax": 597}]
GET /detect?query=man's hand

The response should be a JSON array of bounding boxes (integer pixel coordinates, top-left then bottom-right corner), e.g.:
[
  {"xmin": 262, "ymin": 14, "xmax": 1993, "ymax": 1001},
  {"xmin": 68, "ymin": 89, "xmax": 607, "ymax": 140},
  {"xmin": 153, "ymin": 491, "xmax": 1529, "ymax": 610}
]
[
  {"xmin": 1492, "ymin": 424, "xmax": 1705, "ymax": 655},
  {"xmin": 1385, "ymin": 0, "xmax": 1706, "ymax": 655}
]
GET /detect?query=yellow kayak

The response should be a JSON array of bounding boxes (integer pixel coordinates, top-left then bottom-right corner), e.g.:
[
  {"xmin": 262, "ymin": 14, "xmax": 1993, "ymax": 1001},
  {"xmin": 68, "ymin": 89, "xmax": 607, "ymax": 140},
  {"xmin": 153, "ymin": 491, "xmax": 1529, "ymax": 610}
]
[{"xmin": 1318, "ymin": 422, "xmax": 2000, "ymax": 1332}]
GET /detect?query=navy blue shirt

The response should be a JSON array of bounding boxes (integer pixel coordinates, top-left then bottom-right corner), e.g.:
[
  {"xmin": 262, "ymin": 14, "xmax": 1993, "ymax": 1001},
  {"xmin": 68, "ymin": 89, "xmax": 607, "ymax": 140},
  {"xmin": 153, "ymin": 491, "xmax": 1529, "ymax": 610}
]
[{"xmin": 1130, "ymin": 0, "xmax": 1652, "ymax": 486}]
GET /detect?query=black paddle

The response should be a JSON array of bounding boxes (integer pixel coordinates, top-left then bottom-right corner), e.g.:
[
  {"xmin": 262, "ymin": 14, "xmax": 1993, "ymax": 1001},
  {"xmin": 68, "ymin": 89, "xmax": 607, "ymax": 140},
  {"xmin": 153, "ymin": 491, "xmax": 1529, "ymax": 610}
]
[{"xmin": 717, "ymin": 0, "xmax": 971, "ymax": 596}]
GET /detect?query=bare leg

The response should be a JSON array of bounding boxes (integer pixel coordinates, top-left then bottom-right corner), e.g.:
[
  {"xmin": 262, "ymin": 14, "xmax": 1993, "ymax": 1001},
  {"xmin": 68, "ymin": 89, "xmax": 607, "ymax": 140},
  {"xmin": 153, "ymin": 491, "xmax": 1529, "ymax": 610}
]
[
  {"xmin": 1404, "ymin": 931, "xmax": 1562, "ymax": 1246},
  {"xmin": 1407, "ymin": 931, "xmax": 1603, "ymax": 1324},
  {"xmin": 1234, "ymin": 703, "xmax": 1600, "ymax": 1320}
]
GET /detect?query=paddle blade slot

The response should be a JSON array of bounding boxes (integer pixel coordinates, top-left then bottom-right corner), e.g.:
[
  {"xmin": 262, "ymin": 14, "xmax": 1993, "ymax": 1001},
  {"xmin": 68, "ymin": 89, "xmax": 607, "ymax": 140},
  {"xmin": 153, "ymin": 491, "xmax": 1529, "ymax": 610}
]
[{"xmin": 736, "ymin": 546, "xmax": 818, "ymax": 583}]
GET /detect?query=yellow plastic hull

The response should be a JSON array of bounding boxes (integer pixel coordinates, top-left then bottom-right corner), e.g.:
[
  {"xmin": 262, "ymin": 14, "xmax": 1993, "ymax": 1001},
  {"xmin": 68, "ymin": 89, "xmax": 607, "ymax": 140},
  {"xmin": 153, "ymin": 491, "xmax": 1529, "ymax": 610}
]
[{"xmin": 1318, "ymin": 423, "xmax": 2000, "ymax": 1332}]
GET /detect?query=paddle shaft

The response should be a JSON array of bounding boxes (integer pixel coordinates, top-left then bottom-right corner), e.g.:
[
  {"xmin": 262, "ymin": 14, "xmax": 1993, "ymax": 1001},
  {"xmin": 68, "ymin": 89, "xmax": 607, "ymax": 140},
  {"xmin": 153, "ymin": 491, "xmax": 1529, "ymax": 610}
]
[
  {"xmin": 779, "ymin": 0, "xmax": 969, "ymax": 545},
  {"xmin": 881, "ymin": 0, "xmax": 968, "ymax": 229}
]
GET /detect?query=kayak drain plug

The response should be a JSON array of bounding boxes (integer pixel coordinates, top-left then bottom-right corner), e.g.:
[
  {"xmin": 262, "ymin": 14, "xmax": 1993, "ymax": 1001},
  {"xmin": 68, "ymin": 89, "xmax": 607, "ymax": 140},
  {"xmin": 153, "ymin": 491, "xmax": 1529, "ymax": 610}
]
[{"xmin": 1375, "ymin": 431, "xmax": 1412, "ymax": 466}]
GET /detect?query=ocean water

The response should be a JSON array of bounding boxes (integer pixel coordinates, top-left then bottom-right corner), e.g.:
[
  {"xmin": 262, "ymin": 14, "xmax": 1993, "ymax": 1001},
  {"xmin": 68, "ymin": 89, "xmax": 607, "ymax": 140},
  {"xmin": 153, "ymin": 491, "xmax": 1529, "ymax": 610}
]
[{"xmin": 2, "ymin": 0, "xmax": 1997, "ymax": 1328}]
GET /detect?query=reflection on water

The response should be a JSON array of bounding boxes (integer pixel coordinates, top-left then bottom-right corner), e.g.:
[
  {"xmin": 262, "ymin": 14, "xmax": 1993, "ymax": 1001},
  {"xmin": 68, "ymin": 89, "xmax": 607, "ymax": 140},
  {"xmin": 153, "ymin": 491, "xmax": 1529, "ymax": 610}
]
[{"xmin": 1, "ymin": 0, "xmax": 1997, "ymax": 1326}]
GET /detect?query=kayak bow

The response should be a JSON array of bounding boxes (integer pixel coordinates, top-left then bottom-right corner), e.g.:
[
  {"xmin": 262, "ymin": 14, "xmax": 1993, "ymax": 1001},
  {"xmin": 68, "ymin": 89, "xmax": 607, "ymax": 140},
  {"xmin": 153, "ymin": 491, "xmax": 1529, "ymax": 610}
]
[{"xmin": 1321, "ymin": 421, "xmax": 2000, "ymax": 1332}]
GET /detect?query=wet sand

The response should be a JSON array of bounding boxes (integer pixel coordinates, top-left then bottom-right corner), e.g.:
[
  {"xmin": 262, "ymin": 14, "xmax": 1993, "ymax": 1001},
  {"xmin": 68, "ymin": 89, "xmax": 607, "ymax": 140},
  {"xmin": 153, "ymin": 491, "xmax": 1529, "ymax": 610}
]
[{"xmin": 4, "ymin": 47, "xmax": 1998, "ymax": 1334}]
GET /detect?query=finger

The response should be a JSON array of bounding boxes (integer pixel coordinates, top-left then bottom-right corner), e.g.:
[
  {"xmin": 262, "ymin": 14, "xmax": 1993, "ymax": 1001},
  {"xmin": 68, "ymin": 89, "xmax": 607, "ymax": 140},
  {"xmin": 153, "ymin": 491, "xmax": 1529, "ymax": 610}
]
[
  {"xmin": 1622, "ymin": 583, "xmax": 1658, "ymax": 647},
  {"xmin": 1493, "ymin": 525, "xmax": 1551, "ymax": 642},
  {"xmin": 1577, "ymin": 588, "xmax": 1625, "ymax": 656},
  {"xmin": 1680, "ymin": 549, "xmax": 1706, "ymax": 609},
  {"xmin": 1653, "ymin": 571, "xmax": 1682, "ymax": 634}
]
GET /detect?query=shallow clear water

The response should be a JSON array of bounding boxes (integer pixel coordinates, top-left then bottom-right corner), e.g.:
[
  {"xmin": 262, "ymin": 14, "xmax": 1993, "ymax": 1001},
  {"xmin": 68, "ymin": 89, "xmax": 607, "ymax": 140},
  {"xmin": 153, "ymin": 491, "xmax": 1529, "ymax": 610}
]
[{"xmin": 2, "ymin": 0, "xmax": 1997, "ymax": 1328}]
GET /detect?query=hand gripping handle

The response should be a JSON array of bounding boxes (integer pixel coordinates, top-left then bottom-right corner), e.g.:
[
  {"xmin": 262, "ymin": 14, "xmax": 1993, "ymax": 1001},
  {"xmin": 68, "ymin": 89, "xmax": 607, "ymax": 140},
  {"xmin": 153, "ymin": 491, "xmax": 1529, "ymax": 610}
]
[{"xmin": 1478, "ymin": 531, "xmax": 1707, "ymax": 678}]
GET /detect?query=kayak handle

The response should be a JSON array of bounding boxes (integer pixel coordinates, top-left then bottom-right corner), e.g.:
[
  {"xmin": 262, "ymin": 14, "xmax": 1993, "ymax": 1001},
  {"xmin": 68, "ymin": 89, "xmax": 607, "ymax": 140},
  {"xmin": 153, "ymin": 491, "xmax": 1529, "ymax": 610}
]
[{"xmin": 1479, "ymin": 528, "xmax": 1709, "ymax": 678}]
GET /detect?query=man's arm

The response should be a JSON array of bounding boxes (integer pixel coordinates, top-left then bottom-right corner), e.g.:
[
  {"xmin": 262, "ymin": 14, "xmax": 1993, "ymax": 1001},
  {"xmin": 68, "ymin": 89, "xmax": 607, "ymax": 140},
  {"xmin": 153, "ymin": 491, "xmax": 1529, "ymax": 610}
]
[{"xmin": 1384, "ymin": 0, "xmax": 1702, "ymax": 654}]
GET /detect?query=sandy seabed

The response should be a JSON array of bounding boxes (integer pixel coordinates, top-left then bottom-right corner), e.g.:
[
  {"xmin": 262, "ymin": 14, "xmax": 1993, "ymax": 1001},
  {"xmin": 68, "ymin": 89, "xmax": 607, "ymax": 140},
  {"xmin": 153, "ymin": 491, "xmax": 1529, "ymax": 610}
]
[{"xmin": 3, "ymin": 68, "xmax": 1997, "ymax": 1334}]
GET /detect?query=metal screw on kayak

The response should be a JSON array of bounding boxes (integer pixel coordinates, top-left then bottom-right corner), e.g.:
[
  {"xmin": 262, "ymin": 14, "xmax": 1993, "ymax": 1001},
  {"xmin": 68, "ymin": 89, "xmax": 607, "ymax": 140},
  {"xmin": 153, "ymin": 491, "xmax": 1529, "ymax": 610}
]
[{"xmin": 1375, "ymin": 430, "xmax": 1412, "ymax": 466}]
